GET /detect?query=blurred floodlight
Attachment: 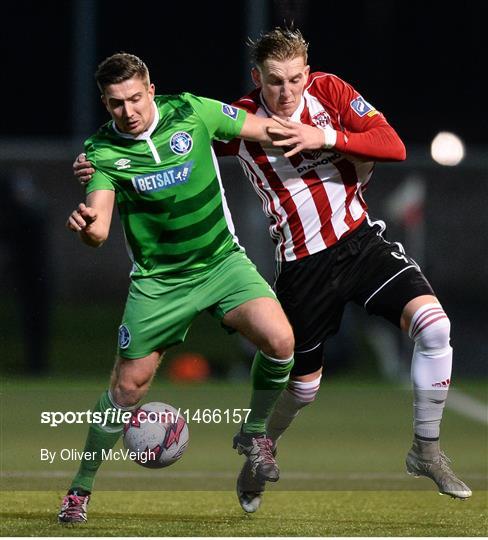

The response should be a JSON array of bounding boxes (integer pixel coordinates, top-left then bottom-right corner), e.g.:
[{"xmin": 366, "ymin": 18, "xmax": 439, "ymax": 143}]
[{"xmin": 430, "ymin": 131, "xmax": 465, "ymax": 166}]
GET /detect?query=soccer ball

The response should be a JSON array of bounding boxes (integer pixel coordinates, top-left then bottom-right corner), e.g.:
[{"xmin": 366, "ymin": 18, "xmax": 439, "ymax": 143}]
[{"xmin": 123, "ymin": 402, "xmax": 189, "ymax": 469}]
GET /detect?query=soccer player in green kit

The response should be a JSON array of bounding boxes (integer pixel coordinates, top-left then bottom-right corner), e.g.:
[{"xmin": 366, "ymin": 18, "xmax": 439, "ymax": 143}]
[{"xmin": 58, "ymin": 53, "xmax": 298, "ymax": 523}]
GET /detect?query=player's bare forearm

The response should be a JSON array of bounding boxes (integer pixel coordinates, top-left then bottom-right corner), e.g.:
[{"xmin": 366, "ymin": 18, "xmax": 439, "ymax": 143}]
[
  {"xmin": 239, "ymin": 114, "xmax": 280, "ymax": 145},
  {"xmin": 66, "ymin": 203, "xmax": 105, "ymax": 247},
  {"xmin": 66, "ymin": 191, "xmax": 115, "ymax": 248},
  {"xmin": 78, "ymin": 221, "xmax": 108, "ymax": 248},
  {"xmin": 80, "ymin": 232, "xmax": 105, "ymax": 248}
]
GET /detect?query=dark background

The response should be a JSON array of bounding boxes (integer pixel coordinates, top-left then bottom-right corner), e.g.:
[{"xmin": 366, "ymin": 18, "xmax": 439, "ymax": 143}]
[
  {"xmin": 1, "ymin": 0, "xmax": 486, "ymax": 379},
  {"xmin": 2, "ymin": 0, "xmax": 487, "ymax": 145}
]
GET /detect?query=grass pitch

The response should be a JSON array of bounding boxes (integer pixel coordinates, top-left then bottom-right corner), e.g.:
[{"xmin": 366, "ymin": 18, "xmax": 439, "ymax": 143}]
[
  {"xmin": 1, "ymin": 490, "xmax": 487, "ymax": 536},
  {"xmin": 1, "ymin": 378, "xmax": 486, "ymax": 536}
]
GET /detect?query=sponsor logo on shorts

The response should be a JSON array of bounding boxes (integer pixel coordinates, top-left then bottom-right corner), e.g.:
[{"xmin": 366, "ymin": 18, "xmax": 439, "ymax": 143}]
[
  {"xmin": 222, "ymin": 104, "xmax": 239, "ymax": 120},
  {"xmin": 132, "ymin": 161, "xmax": 194, "ymax": 193},
  {"xmin": 118, "ymin": 324, "xmax": 131, "ymax": 349},
  {"xmin": 350, "ymin": 96, "xmax": 376, "ymax": 117},
  {"xmin": 170, "ymin": 131, "xmax": 193, "ymax": 155}
]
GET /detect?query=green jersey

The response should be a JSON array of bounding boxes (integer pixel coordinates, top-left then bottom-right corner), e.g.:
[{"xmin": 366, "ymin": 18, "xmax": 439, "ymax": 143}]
[{"xmin": 85, "ymin": 93, "xmax": 247, "ymax": 277}]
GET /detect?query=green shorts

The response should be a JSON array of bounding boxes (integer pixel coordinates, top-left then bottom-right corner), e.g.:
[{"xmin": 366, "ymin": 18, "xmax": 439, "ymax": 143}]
[{"xmin": 117, "ymin": 250, "xmax": 277, "ymax": 359}]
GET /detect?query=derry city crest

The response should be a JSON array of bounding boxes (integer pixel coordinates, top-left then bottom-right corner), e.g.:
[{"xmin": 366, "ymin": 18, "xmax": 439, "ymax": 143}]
[{"xmin": 311, "ymin": 111, "xmax": 331, "ymax": 129}]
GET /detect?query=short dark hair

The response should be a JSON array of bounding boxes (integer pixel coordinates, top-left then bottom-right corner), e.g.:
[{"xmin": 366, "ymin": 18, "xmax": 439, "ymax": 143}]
[
  {"xmin": 95, "ymin": 53, "xmax": 149, "ymax": 93},
  {"xmin": 248, "ymin": 26, "xmax": 308, "ymax": 67}
]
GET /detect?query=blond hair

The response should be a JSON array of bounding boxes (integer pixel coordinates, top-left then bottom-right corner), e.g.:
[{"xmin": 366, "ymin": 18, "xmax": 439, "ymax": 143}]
[{"xmin": 249, "ymin": 27, "xmax": 308, "ymax": 66}]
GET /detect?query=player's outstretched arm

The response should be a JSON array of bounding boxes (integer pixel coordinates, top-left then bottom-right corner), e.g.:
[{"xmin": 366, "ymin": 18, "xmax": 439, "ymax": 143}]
[
  {"xmin": 267, "ymin": 115, "xmax": 336, "ymax": 157},
  {"xmin": 239, "ymin": 113, "xmax": 329, "ymax": 157},
  {"xmin": 238, "ymin": 113, "xmax": 276, "ymax": 144},
  {"xmin": 73, "ymin": 153, "xmax": 95, "ymax": 185},
  {"xmin": 66, "ymin": 190, "xmax": 115, "ymax": 248}
]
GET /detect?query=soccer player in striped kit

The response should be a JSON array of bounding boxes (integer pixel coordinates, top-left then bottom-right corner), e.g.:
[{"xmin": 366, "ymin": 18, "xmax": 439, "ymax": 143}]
[
  {"xmin": 73, "ymin": 29, "xmax": 471, "ymax": 511},
  {"xmin": 219, "ymin": 26, "xmax": 472, "ymax": 510}
]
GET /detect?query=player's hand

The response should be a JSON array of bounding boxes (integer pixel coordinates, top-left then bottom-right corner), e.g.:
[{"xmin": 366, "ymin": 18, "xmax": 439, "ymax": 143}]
[
  {"xmin": 268, "ymin": 115, "xmax": 337, "ymax": 157},
  {"xmin": 73, "ymin": 153, "xmax": 95, "ymax": 185},
  {"xmin": 66, "ymin": 203, "xmax": 97, "ymax": 232}
]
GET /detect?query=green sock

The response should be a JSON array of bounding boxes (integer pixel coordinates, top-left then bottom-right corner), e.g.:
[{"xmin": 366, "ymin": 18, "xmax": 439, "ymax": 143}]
[
  {"xmin": 70, "ymin": 390, "xmax": 134, "ymax": 493},
  {"xmin": 243, "ymin": 350, "xmax": 294, "ymax": 434}
]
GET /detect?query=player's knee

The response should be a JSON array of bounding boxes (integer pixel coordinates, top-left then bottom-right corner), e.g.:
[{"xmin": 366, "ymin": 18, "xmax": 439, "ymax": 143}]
[
  {"xmin": 112, "ymin": 383, "xmax": 141, "ymax": 407},
  {"xmin": 111, "ymin": 353, "xmax": 160, "ymax": 406},
  {"xmin": 409, "ymin": 303, "xmax": 451, "ymax": 351},
  {"xmin": 264, "ymin": 327, "xmax": 295, "ymax": 360}
]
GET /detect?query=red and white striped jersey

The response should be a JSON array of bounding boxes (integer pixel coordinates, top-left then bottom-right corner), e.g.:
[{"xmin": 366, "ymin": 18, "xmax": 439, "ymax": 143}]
[{"xmin": 215, "ymin": 72, "xmax": 406, "ymax": 262}]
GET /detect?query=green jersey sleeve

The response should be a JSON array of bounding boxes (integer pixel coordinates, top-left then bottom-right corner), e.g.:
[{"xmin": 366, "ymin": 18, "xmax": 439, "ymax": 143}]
[
  {"xmin": 84, "ymin": 139, "xmax": 115, "ymax": 194},
  {"xmin": 185, "ymin": 94, "xmax": 247, "ymax": 142}
]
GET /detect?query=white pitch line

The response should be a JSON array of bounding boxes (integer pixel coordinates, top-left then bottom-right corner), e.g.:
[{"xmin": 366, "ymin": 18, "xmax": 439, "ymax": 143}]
[{"xmin": 447, "ymin": 389, "xmax": 488, "ymax": 425}]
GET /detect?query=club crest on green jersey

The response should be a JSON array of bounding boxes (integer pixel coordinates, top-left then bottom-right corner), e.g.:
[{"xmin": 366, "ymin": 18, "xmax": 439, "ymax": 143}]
[
  {"xmin": 170, "ymin": 131, "xmax": 193, "ymax": 155},
  {"xmin": 131, "ymin": 161, "xmax": 194, "ymax": 194}
]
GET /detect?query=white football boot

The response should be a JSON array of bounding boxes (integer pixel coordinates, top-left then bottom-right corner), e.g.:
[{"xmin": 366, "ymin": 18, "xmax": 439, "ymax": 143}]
[{"xmin": 406, "ymin": 438, "xmax": 472, "ymax": 499}]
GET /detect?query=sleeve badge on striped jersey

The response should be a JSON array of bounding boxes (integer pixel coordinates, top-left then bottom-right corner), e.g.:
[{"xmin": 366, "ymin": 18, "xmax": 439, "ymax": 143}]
[{"xmin": 350, "ymin": 96, "xmax": 378, "ymax": 117}]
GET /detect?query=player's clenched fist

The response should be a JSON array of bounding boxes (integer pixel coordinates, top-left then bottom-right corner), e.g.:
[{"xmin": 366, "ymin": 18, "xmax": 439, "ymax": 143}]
[{"xmin": 66, "ymin": 203, "xmax": 97, "ymax": 232}]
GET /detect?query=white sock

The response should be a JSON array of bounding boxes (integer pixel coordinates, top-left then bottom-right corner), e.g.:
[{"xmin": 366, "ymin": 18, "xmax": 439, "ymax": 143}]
[
  {"xmin": 266, "ymin": 375, "xmax": 322, "ymax": 444},
  {"xmin": 409, "ymin": 303, "xmax": 452, "ymax": 439}
]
